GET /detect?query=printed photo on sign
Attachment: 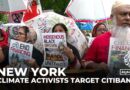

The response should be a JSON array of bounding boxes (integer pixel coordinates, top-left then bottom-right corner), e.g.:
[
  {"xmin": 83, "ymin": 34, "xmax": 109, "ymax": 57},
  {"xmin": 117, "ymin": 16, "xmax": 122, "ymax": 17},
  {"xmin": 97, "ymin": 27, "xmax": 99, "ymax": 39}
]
[{"xmin": 8, "ymin": 12, "xmax": 23, "ymax": 23}]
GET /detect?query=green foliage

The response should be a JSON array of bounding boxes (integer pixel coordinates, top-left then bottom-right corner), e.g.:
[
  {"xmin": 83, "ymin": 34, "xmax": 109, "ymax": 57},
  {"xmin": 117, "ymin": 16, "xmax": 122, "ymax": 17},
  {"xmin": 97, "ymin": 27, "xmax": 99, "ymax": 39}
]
[
  {"xmin": 41, "ymin": 0, "xmax": 70, "ymax": 15},
  {"xmin": 0, "ymin": 14, "xmax": 8, "ymax": 24}
]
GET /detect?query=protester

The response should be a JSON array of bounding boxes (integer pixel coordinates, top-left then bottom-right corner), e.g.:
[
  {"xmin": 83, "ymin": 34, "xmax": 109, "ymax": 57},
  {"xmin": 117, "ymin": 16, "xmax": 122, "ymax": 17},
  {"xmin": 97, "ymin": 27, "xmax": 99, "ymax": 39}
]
[
  {"xmin": 0, "ymin": 26, "xmax": 43, "ymax": 68},
  {"xmin": 52, "ymin": 23, "xmax": 81, "ymax": 69},
  {"xmin": 92, "ymin": 22, "xmax": 108, "ymax": 37},
  {"xmin": 82, "ymin": 0, "xmax": 130, "ymax": 71},
  {"xmin": 0, "ymin": 29, "xmax": 8, "ymax": 47},
  {"xmin": 0, "ymin": 47, "xmax": 5, "ymax": 67},
  {"xmin": 87, "ymin": 23, "xmax": 108, "ymax": 48},
  {"xmin": 0, "ymin": 29, "xmax": 8, "ymax": 68}
]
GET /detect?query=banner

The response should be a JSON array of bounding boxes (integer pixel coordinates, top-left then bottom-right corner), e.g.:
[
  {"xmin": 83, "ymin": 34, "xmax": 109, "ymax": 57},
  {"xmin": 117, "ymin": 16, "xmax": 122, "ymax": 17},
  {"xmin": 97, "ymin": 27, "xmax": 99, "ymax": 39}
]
[{"xmin": 23, "ymin": 0, "xmax": 42, "ymax": 22}]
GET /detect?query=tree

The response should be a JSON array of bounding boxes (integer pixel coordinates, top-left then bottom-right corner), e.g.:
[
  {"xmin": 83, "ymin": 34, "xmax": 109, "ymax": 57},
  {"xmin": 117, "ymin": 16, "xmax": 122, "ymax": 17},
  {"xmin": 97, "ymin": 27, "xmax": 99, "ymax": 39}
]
[
  {"xmin": 0, "ymin": 14, "xmax": 8, "ymax": 23},
  {"xmin": 40, "ymin": 0, "xmax": 70, "ymax": 15}
]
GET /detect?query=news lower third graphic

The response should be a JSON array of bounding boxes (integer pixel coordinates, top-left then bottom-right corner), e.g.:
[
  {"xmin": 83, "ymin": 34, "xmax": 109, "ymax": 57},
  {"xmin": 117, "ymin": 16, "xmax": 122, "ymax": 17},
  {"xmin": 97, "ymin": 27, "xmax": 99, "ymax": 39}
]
[{"xmin": 0, "ymin": 68, "xmax": 130, "ymax": 84}]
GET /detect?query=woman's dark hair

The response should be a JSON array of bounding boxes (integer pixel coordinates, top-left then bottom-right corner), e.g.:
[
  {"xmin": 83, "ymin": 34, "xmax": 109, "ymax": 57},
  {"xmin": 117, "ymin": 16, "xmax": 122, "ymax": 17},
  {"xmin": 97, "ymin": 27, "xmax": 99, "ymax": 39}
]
[
  {"xmin": 19, "ymin": 26, "xmax": 29, "ymax": 36},
  {"xmin": 92, "ymin": 22, "xmax": 107, "ymax": 37},
  {"xmin": 52, "ymin": 23, "xmax": 68, "ymax": 33},
  {"xmin": 0, "ymin": 29, "xmax": 4, "ymax": 37}
]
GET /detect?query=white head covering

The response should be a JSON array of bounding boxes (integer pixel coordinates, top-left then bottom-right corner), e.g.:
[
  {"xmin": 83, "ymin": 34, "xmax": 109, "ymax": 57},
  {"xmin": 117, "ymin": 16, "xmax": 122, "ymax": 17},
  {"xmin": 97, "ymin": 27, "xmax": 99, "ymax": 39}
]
[
  {"xmin": 111, "ymin": 0, "xmax": 130, "ymax": 14},
  {"xmin": 112, "ymin": 0, "xmax": 130, "ymax": 9}
]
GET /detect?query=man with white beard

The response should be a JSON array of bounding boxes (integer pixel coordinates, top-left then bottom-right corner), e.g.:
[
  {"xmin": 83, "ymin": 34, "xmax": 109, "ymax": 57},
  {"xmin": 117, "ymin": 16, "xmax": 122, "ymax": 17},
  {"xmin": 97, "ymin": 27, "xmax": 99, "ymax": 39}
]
[{"xmin": 82, "ymin": 0, "xmax": 130, "ymax": 72}]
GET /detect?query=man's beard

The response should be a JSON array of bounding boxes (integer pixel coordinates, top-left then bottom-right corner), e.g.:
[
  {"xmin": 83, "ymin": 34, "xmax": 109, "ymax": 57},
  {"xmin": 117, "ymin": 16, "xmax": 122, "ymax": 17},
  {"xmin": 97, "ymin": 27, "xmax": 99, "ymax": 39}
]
[
  {"xmin": 111, "ymin": 18, "xmax": 130, "ymax": 41},
  {"xmin": 111, "ymin": 26, "xmax": 130, "ymax": 41}
]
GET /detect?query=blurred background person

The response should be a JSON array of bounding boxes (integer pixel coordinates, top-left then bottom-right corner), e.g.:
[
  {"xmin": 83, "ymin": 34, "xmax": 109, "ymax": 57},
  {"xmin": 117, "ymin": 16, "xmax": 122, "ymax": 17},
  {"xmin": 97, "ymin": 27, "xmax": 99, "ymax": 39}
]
[
  {"xmin": 0, "ymin": 29, "xmax": 8, "ymax": 68},
  {"xmin": 87, "ymin": 22, "xmax": 108, "ymax": 47},
  {"xmin": 92, "ymin": 22, "xmax": 108, "ymax": 37},
  {"xmin": 0, "ymin": 29, "xmax": 8, "ymax": 47}
]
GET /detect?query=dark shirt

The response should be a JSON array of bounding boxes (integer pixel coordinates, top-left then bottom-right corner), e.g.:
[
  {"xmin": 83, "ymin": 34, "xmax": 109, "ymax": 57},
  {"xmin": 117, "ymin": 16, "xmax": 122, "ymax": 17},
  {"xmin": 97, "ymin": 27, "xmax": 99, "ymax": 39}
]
[
  {"xmin": 0, "ymin": 46, "xmax": 43, "ymax": 68},
  {"xmin": 32, "ymin": 47, "xmax": 43, "ymax": 66},
  {"xmin": 67, "ymin": 43, "xmax": 81, "ymax": 61}
]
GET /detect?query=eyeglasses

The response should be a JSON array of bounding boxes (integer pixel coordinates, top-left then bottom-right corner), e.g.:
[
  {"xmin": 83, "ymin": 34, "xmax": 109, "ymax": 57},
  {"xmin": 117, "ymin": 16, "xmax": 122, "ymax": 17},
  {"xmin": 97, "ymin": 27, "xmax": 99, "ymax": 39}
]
[
  {"xmin": 17, "ymin": 32, "xmax": 26, "ymax": 36},
  {"xmin": 97, "ymin": 28, "xmax": 108, "ymax": 32}
]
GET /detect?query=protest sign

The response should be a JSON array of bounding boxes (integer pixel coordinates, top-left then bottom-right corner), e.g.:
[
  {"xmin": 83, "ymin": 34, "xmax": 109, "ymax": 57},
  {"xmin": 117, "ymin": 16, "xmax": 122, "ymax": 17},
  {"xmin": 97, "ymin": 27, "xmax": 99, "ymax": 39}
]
[
  {"xmin": 108, "ymin": 38, "xmax": 130, "ymax": 76},
  {"xmin": 42, "ymin": 33, "xmax": 68, "ymax": 68},
  {"xmin": 9, "ymin": 39, "xmax": 33, "ymax": 68}
]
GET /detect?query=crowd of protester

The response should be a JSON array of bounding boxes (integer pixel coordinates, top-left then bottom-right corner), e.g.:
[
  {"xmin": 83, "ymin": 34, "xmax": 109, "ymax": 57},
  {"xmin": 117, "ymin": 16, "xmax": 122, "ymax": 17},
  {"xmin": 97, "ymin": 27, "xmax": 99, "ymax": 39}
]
[{"xmin": 1, "ymin": 0, "xmax": 130, "ymax": 78}]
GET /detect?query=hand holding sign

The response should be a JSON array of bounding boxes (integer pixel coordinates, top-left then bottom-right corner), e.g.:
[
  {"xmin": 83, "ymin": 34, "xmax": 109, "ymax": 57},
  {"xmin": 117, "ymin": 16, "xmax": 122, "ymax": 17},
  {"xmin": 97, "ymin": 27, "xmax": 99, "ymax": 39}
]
[{"xmin": 25, "ymin": 58, "xmax": 38, "ymax": 68}]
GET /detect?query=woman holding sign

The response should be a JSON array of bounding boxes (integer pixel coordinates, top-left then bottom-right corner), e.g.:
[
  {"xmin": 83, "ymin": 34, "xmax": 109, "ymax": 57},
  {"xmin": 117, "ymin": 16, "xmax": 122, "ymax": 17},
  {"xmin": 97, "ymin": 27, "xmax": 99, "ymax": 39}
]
[
  {"xmin": 52, "ymin": 23, "xmax": 81, "ymax": 69},
  {"xmin": 0, "ymin": 26, "xmax": 43, "ymax": 68},
  {"xmin": 15, "ymin": 26, "xmax": 43, "ymax": 67}
]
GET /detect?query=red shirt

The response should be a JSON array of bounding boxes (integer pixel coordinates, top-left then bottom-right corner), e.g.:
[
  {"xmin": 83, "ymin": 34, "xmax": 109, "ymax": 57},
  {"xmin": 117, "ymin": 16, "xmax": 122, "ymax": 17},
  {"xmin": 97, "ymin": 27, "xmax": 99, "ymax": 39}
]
[
  {"xmin": 83, "ymin": 32, "xmax": 111, "ymax": 63},
  {"xmin": 0, "ymin": 30, "xmax": 8, "ymax": 47}
]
